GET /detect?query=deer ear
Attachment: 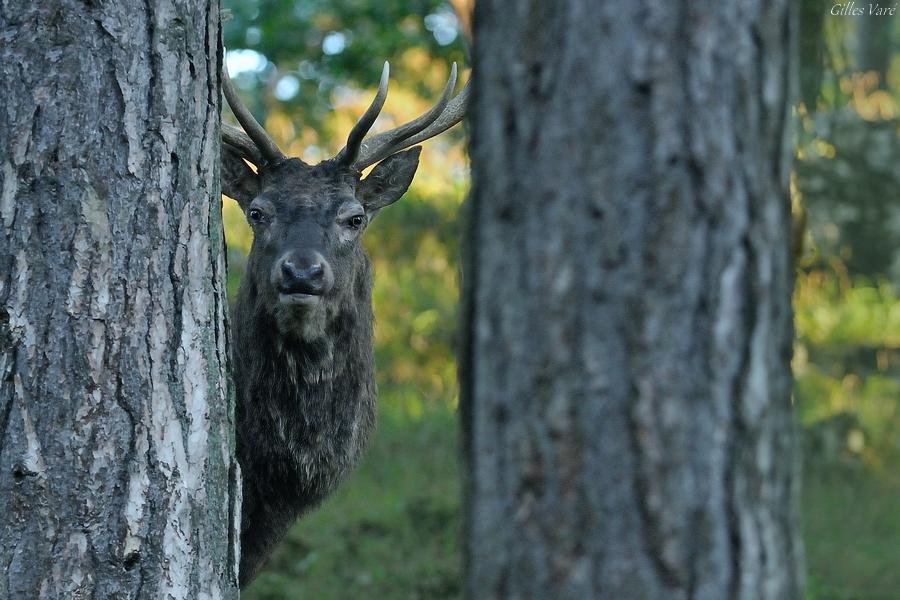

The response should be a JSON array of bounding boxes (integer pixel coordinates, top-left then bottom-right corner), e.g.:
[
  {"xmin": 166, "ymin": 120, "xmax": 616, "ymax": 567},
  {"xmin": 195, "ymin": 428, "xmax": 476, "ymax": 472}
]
[
  {"xmin": 221, "ymin": 146, "xmax": 260, "ymax": 209},
  {"xmin": 358, "ymin": 147, "xmax": 421, "ymax": 215}
]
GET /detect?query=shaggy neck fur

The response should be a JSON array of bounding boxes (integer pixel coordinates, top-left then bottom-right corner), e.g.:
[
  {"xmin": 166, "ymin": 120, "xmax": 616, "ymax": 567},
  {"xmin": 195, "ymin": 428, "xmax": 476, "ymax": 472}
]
[{"xmin": 232, "ymin": 254, "xmax": 376, "ymax": 586}]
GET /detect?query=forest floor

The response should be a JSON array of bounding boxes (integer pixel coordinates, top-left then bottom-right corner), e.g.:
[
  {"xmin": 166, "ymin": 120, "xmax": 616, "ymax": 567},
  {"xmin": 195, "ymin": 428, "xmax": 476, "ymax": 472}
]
[
  {"xmin": 804, "ymin": 457, "xmax": 900, "ymax": 600},
  {"xmin": 241, "ymin": 401, "xmax": 897, "ymax": 600}
]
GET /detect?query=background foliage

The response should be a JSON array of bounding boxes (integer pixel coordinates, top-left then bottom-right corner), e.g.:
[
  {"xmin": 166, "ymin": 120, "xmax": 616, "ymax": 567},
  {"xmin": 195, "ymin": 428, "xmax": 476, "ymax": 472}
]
[
  {"xmin": 795, "ymin": 3, "xmax": 900, "ymax": 598},
  {"xmin": 222, "ymin": 1, "xmax": 900, "ymax": 598}
]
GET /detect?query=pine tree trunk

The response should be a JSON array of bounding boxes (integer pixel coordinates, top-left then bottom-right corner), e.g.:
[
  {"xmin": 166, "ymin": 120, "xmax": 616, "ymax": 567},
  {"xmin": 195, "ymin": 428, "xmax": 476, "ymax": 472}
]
[
  {"xmin": 0, "ymin": 1, "xmax": 239, "ymax": 597},
  {"xmin": 461, "ymin": 1, "xmax": 802, "ymax": 599}
]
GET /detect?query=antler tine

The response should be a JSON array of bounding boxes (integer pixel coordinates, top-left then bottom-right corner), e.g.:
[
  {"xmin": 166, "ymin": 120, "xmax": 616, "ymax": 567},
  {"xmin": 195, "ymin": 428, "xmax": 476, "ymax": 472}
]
[
  {"xmin": 222, "ymin": 122, "xmax": 265, "ymax": 166},
  {"xmin": 222, "ymin": 65, "xmax": 285, "ymax": 164},
  {"xmin": 351, "ymin": 63, "xmax": 459, "ymax": 170},
  {"xmin": 337, "ymin": 61, "xmax": 391, "ymax": 166},
  {"xmin": 355, "ymin": 76, "xmax": 470, "ymax": 169}
]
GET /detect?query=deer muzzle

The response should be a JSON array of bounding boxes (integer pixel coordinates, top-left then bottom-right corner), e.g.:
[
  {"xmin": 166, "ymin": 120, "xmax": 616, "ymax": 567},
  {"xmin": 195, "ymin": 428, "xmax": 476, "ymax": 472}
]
[{"xmin": 274, "ymin": 251, "xmax": 334, "ymax": 305}]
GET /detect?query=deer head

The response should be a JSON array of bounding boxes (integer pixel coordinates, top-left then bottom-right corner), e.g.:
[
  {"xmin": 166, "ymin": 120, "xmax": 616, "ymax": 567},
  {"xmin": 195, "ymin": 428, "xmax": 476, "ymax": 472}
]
[{"xmin": 221, "ymin": 62, "xmax": 468, "ymax": 340}]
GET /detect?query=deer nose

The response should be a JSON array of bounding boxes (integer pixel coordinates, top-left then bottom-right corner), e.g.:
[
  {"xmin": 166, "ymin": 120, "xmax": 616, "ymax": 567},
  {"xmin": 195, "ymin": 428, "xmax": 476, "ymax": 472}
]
[{"xmin": 277, "ymin": 252, "xmax": 332, "ymax": 296}]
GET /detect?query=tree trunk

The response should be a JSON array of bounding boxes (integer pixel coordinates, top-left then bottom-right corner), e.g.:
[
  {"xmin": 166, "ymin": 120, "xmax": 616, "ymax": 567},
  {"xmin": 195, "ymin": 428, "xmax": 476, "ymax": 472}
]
[
  {"xmin": 857, "ymin": 15, "xmax": 891, "ymax": 89},
  {"xmin": 0, "ymin": 1, "xmax": 239, "ymax": 597},
  {"xmin": 461, "ymin": 2, "xmax": 802, "ymax": 599}
]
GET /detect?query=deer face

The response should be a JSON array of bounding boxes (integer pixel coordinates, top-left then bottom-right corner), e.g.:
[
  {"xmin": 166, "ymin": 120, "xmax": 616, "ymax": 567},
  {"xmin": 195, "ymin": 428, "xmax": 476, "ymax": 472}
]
[
  {"xmin": 220, "ymin": 62, "xmax": 467, "ymax": 338},
  {"xmin": 222, "ymin": 150, "xmax": 420, "ymax": 338}
]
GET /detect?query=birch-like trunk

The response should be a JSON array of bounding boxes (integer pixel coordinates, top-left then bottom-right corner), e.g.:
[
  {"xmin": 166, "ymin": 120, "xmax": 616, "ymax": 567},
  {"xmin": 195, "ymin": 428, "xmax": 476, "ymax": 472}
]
[
  {"xmin": 0, "ymin": 1, "xmax": 239, "ymax": 597},
  {"xmin": 462, "ymin": 1, "xmax": 803, "ymax": 598}
]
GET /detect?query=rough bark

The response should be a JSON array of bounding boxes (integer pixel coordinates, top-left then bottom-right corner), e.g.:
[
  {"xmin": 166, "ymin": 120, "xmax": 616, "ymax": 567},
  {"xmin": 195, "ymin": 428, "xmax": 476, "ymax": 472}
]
[
  {"xmin": 0, "ymin": 1, "xmax": 239, "ymax": 597},
  {"xmin": 461, "ymin": 1, "xmax": 802, "ymax": 599}
]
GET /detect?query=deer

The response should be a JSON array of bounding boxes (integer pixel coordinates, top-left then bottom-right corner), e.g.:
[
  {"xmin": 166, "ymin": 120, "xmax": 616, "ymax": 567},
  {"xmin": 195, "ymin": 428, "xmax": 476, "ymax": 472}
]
[{"xmin": 219, "ymin": 61, "xmax": 468, "ymax": 587}]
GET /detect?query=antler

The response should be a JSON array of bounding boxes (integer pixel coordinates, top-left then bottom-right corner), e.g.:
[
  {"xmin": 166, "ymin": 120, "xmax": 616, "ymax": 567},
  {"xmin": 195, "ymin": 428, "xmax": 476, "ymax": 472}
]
[
  {"xmin": 221, "ymin": 60, "xmax": 468, "ymax": 170},
  {"xmin": 338, "ymin": 62, "xmax": 469, "ymax": 171},
  {"xmin": 222, "ymin": 66, "xmax": 286, "ymax": 165},
  {"xmin": 335, "ymin": 62, "xmax": 391, "ymax": 166}
]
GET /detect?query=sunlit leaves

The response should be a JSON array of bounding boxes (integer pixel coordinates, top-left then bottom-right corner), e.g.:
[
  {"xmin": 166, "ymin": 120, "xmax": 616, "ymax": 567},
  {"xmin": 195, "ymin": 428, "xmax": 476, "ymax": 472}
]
[{"xmin": 794, "ymin": 269, "xmax": 900, "ymax": 459}]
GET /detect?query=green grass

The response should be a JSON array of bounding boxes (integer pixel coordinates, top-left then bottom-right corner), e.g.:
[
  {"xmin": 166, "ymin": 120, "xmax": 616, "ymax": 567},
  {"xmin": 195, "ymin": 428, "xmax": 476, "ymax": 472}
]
[
  {"xmin": 242, "ymin": 403, "xmax": 462, "ymax": 600},
  {"xmin": 804, "ymin": 457, "xmax": 900, "ymax": 600}
]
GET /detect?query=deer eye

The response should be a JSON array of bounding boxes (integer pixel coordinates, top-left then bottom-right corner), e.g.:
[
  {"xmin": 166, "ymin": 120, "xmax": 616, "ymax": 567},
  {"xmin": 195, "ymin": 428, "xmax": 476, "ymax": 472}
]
[
  {"xmin": 247, "ymin": 208, "xmax": 264, "ymax": 223},
  {"xmin": 346, "ymin": 214, "xmax": 365, "ymax": 230}
]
